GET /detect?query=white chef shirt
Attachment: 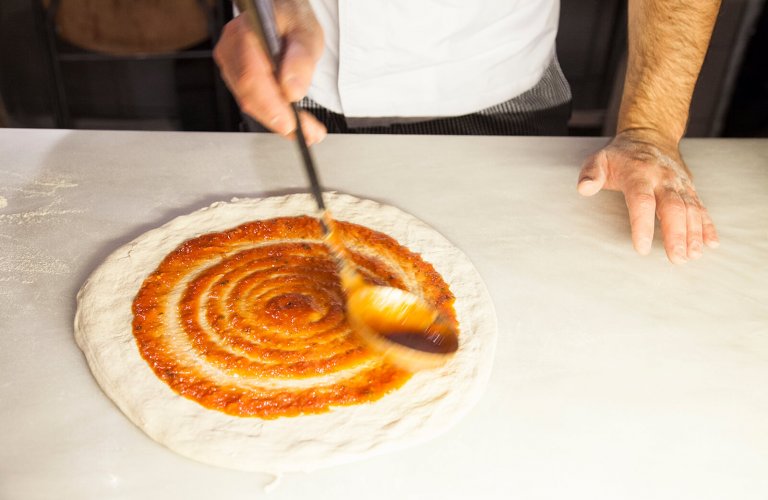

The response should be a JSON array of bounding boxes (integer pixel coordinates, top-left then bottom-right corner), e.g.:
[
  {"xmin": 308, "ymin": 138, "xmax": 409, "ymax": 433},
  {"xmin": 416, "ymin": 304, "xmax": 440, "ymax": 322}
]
[{"xmin": 307, "ymin": 0, "xmax": 560, "ymax": 118}]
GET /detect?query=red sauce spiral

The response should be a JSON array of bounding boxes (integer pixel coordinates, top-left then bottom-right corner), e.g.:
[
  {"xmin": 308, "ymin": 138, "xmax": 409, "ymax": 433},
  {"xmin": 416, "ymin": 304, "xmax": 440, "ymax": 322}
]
[{"xmin": 132, "ymin": 216, "xmax": 456, "ymax": 419}]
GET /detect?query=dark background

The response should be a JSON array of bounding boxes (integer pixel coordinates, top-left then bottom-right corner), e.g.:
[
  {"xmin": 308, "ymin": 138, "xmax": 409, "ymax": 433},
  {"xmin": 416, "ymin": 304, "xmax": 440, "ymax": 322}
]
[{"xmin": 0, "ymin": 0, "xmax": 766, "ymax": 137}]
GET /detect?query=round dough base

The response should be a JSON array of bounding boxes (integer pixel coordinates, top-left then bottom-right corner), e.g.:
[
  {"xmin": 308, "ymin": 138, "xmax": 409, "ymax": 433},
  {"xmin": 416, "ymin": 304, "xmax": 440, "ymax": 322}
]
[{"xmin": 74, "ymin": 193, "xmax": 497, "ymax": 473}]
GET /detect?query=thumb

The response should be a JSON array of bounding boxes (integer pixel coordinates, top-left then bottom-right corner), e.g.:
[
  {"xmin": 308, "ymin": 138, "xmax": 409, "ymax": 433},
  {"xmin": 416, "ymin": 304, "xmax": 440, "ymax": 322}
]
[{"xmin": 577, "ymin": 150, "xmax": 608, "ymax": 197}]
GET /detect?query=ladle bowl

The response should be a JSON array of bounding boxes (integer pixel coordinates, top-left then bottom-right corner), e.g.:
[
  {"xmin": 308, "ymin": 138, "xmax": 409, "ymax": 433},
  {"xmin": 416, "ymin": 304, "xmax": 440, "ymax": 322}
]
[
  {"xmin": 345, "ymin": 285, "xmax": 460, "ymax": 371},
  {"xmin": 326, "ymin": 214, "xmax": 460, "ymax": 371}
]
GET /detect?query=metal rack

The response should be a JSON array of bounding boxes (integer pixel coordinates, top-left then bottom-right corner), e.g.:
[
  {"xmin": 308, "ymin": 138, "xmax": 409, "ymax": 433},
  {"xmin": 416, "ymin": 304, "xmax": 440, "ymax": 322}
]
[{"xmin": 38, "ymin": 0, "xmax": 237, "ymax": 130}]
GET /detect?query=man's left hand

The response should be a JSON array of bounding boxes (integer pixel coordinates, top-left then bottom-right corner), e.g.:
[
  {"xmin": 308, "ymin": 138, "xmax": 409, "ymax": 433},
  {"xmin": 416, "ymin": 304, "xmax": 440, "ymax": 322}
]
[{"xmin": 577, "ymin": 129, "xmax": 719, "ymax": 264}]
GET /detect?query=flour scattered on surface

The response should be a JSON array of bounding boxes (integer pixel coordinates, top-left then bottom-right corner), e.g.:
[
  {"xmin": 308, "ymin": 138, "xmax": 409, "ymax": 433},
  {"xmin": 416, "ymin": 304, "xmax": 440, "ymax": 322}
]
[
  {"xmin": 0, "ymin": 202, "xmax": 84, "ymax": 225},
  {"xmin": 15, "ymin": 176, "xmax": 78, "ymax": 198},
  {"xmin": 0, "ymin": 250, "xmax": 71, "ymax": 276},
  {"xmin": 0, "ymin": 234, "xmax": 72, "ymax": 284},
  {"xmin": 0, "ymin": 174, "xmax": 82, "ymax": 224}
]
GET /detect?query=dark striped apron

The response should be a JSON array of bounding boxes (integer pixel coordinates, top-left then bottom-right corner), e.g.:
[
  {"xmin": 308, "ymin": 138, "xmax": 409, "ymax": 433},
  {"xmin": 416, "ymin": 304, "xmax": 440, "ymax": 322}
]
[{"xmin": 246, "ymin": 55, "xmax": 572, "ymax": 136}]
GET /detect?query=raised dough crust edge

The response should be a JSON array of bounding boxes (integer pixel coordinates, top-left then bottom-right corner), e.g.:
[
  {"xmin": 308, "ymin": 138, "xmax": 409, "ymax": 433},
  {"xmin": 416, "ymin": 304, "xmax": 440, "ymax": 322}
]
[{"xmin": 74, "ymin": 193, "xmax": 497, "ymax": 473}]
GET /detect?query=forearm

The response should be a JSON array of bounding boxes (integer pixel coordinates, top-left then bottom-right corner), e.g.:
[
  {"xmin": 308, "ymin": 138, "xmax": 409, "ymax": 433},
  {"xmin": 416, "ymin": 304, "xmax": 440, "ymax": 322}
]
[{"xmin": 618, "ymin": 0, "xmax": 721, "ymax": 144}]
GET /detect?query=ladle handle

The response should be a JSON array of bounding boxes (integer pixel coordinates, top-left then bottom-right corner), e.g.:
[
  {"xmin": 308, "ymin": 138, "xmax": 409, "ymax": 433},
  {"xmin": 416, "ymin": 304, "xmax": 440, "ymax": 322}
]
[
  {"xmin": 292, "ymin": 105, "xmax": 326, "ymax": 212},
  {"xmin": 245, "ymin": 0, "xmax": 326, "ymax": 213},
  {"xmin": 245, "ymin": 0, "xmax": 280, "ymax": 67}
]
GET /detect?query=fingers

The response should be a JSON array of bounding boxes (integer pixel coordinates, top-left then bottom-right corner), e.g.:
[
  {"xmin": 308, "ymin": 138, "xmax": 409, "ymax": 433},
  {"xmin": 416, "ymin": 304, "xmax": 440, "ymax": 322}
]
[
  {"xmin": 279, "ymin": 40, "xmax": 320, "ymax": 101},
  {"xmin": 584, "ymin": 131, "xmax": 719, "ymax": 263},
  {"xmin": 213, "ymin": 4, "xmax": 324, "ymax": 136},
  {"xmin": 625, "ymin": 181, "xmax": 719, "ymax": 263},
  {"xmin": 701, "ymin": 209, "xmax": 720, "ymax": 249},
  {"xmin": 284, "ymin": 110, "xmax": 327, "ymax": 146},
  {"xmin": 655, "ymin": 189, "xmax": 689, "ymax": 264},
  {"xmin": 685, "ymin": 197, "xmax": 704, "ymax": 260},
  {"xmin": 277, "ymin": 11, "xmax": 324, "ymax": 102},
  {"xmin": 214, "ymin": 16, "xmax": 296, "ymax": 135},
  {"xmin": 624, "ymin": 182, "xmax": 657, "ymax": 256},
  {"xmin": 657, "ymin": 186, "xmax": 721, "ymax": 263},
  {"xmin": 625, "ymin": 183, "xmax": 721, "ymax": 263},
  {"xmin": 577, "ymin": 151, "xmax": 608, "ymax": 197}
]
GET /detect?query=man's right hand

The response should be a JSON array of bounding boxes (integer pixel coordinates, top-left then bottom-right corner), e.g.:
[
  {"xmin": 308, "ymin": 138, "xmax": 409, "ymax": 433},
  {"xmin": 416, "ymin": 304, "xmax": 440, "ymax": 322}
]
[{"xmin": 213, "ymin": 1, "xmax": 327, "ymax": 144}]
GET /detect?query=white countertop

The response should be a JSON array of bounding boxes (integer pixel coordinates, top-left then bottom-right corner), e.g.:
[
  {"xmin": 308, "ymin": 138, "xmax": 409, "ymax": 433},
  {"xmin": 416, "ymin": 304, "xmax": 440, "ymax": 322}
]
[{"xmin": 1, "ymin": 129, "xmax": 766, "ymax": 500}]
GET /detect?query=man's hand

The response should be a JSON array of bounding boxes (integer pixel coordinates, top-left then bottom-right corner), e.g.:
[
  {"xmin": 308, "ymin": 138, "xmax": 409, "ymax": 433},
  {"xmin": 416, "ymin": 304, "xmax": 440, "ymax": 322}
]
[
  {"xmin": 578, "ymin": 129, "xmax": 719, "ymax": 263},
  {"xmin": 582, "ymin": 0, "xmax": 722, "ymax": 263},
  {"xmin": 213, "ymin": 0, "xmax": 327, "ymax": 144}
]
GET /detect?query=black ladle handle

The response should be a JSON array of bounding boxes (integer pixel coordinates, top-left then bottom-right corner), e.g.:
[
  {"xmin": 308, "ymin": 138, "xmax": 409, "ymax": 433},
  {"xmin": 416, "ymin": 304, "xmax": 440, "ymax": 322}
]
[{"xmin": 245, "ymin": 0, "xmax": 326, "ymax": 212}]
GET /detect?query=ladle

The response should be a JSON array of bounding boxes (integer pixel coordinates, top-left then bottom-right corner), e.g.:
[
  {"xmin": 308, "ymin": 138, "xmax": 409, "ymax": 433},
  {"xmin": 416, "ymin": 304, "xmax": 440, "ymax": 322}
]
[{"xmin": 245, "ymin": 0, "xmax": 459, "ymax": 370}]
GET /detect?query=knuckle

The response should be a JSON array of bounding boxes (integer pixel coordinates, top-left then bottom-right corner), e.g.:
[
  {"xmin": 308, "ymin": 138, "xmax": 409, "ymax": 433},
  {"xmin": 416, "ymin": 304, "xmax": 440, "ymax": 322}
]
[
  {"xmin": 688, "ymin": 216, "xmax": 704, "ymax": 236},
  {"xmin": 669, "ymin": 199, "xmax": 687, "ymax": 213},
  {"xmin": 213, "ymin": 31, "xmax": 236, "ymax": 67},
  {"xmin": 690, "ymin": 198, "xmax": 705, "ymax": 212},
  {"xmin": 232, "ymin": 72, "xmax": 256, "ymax": 94},
  {"xmin": 629, "ymin": 192, "xmax": 656, "ymax": 211},
  {"xmin": 659, "ymin": 193, "xmax": 686, "ymax": 213},
  {"xmin": 218, "ymin": 21, "xmax": 233, "ymax": 41},
  {"xmin": 218, "ymin": 18, "xmax": 240, "ymax": 45}
]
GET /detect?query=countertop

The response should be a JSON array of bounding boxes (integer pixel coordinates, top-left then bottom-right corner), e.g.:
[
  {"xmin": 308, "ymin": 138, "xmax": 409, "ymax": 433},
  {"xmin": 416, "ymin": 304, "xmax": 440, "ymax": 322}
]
[{"xmin": 1, "ymin": 129, "xmax": 767, "ymax": 499}]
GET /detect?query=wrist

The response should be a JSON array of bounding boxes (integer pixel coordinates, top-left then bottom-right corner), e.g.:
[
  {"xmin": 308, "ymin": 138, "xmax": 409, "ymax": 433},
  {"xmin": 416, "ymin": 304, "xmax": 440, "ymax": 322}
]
[
  {"xmin": 610, "ymin": 128, "xmax": 689, "ymax": 177},
  {"xmin": 617, "ymin": 95, "xmax": 688, "ymax": 146},
  {"xmin": 615, "ymin": 125, "xmax": 682, "ymax": 151}
]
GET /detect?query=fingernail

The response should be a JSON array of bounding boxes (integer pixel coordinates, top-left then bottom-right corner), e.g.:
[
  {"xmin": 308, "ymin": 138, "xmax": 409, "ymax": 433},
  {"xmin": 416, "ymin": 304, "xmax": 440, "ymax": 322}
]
[
  {"xmin": 673, "ymin": 245, "xmax": 688, "ymax": 264},
  {"xmin": 579, "ymin": 176, "xmax": 594, "ymax": 184},
  {"xmin": 577, "ymin": 179, "xmax": 597, "ymax": 196},
  {"xmin": 305, "ymin": 125, "xmax": 327, "ymax": 146},
  {"xmin": 706, "ymin": 239, "xmax": 720, "ymax": 249},
  {"xmin": 636, "ymin": 238, "xmax": 652, "ymax": 255}
]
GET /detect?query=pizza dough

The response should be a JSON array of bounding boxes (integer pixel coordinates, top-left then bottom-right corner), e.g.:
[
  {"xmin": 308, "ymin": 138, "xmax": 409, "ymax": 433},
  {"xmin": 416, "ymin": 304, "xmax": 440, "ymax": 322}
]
[{"xmin": 75, "ymin": 193, "xmax": 497, "ymax": 473}]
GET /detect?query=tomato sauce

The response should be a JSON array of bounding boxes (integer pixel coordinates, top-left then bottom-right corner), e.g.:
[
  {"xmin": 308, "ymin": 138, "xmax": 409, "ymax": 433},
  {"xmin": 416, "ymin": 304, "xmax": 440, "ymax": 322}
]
[{"xmin": 132, "ymin": 216, "xmax": 456, "ymax": 419}]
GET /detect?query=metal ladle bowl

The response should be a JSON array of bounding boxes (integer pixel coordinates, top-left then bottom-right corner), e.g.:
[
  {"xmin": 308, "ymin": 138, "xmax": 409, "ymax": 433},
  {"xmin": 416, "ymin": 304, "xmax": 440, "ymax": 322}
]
[
  {"xmin": 345, "ymin": 285, "xmax": 460, "ymax": 371},
  {"xmin": 326, "ymin": 215, "xmax": 460, "ymax": 371}
]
